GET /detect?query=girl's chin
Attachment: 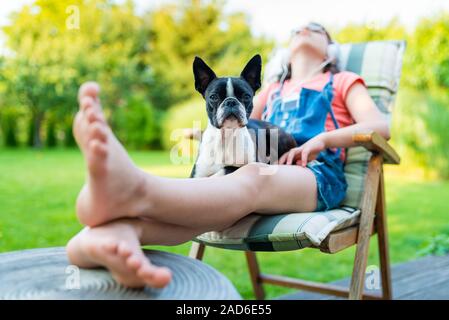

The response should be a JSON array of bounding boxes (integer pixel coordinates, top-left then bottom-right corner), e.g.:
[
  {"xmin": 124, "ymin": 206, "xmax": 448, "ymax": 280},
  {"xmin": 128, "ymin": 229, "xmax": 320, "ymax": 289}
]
[{"xmin": 290, "ymin": 42, "xmax": 325, "ymax": 57}]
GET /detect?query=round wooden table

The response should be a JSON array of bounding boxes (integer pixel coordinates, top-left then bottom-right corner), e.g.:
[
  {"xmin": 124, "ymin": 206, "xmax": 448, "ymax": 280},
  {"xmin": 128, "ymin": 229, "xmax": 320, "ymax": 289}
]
[{"xmin": 0, "ymin": 247, "xmax": 241, "ymax": 300}]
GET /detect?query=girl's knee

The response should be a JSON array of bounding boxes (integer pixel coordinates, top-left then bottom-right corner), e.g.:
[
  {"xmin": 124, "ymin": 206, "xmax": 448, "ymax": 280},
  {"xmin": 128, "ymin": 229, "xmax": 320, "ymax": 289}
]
[
  {"xmin": 232, "ymin": 162, "xmax": 271, "ymax": 199},
  {"xmin": 235, "ymin": 162, "xmax": 270, "ymax": 177}
]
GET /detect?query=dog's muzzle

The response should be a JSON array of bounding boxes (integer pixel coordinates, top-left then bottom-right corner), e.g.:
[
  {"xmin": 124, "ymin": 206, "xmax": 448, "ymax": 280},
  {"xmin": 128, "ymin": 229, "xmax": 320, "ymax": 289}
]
[{"xmin": 217, "ymin": 98, "xmax": 247, "ymax": 129}]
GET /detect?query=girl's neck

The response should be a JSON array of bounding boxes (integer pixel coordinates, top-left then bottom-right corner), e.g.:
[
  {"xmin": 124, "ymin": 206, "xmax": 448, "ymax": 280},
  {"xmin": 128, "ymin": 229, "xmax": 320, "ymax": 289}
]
[{"xmin": 289, "ymin": 50, "xmax": 326, "ymax": 82}]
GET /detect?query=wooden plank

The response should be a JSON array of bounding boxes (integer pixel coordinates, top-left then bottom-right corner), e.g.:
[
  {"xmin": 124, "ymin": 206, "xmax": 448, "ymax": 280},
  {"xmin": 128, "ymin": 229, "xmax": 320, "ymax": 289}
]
[
  {"xmin": 245, "ymin": 251, "xmax": 266, "ymax": 299},
  {"xmin": 276, "ymin": 254, "xmax": 449, "ymax": 300},
  {"xmin": 319, "ymin": 223, "xmax": 376, "ymax": 254},
  {"xmin": 352, "ymin": 131, "xmax": 400, "ymax": 165},
  {"xmin": 387, "ymin": 255, "xmax": 449, "ymax": 281},
  {"xmin": 391, "ymin": 260, "xmax": 449, "ymax": 299},
  {"xmin": 349, "ymin": 154, "xmax": 382, "ymax": 299},
  {"xmin": 402, "ymin": 278, "xmax": 449, "ymax": 300},
  {"xmin": 261, "ymin": 274, "xmax": 381, "ymax": 299},
  {"xmin": 189, "ymin": 242, "xmax": 206, "ymax": 260},
  {"xmin": 375, "ymin": 168, "xmax": 393, "ymax": 299}
]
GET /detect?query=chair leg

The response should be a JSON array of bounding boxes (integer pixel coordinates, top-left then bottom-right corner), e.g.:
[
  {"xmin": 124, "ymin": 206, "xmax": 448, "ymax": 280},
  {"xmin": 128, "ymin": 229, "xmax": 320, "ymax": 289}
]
[
  {"xmin": 189, "ymin": 242, "xmax": 206, "ymax": 260},
  {"xmin": 245, "ymin": 251, "xmax": 266, "ymax": 300},
  {"xmin": 349, "ymin": 155, "xmax": 381, "ymax": 300},
  {"xmin": 376, "ymin": 169, "xmax": 393, "ymax": 299}
]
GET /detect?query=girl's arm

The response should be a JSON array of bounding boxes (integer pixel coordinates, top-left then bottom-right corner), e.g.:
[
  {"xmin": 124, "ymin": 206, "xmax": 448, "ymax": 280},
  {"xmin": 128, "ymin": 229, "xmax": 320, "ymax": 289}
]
[
  {"xmin": 279, "ymin": 82, "xmax": 391, "ymax": 166},
  {"xmin": 319, "ymin": 82, "xmax": 391, "ymax": 149},
  {"xmin": 250, "ymin": 94, "xmax": 265, "ymax": 120}
]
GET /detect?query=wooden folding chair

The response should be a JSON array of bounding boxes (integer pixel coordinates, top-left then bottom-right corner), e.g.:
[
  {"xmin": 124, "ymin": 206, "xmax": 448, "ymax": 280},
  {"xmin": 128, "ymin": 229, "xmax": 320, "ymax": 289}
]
[{"xmin": 189, "ymin": 40, "xmax": 406, "ymax": 300}]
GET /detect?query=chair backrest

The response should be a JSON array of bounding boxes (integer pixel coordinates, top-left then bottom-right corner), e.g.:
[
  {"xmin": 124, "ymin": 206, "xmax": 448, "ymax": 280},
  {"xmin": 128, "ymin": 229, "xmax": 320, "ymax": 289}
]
[
  {"xmin": 339, "ymin": 40, "xmax": 406, "ymax": 122},
  {"xmin": 340, "ymin": 40, "xmax": 406, "ymax": 208}
]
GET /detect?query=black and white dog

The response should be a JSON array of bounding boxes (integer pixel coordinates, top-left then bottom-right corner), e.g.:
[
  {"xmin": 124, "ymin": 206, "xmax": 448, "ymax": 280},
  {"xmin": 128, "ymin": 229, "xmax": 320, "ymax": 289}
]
[{"xmin": 190, "ymin": 54, "xmax": 297, "ymax": 178}]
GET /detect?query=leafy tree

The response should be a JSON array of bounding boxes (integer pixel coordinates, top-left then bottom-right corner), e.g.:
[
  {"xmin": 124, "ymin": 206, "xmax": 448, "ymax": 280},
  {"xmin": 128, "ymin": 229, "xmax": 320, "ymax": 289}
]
[
  {"xmin": 404, "ymin": 13, "xmax": 449, "ymax": 90},
  {"xmin": 334, "ymin": 18, "xmax": 407, "ymax": 43},
  {"xmin": 335, "ymin": 15, "xmax": 449, "ymax": 179},
  {"xmin": 0, "ymin": 0, "xmax": 272, "ymax": 149},
  {"xmin": 1, "ymin": 0, "xmax": 152, "ymax": 147},
  {"xmin": 146, "ymin": 0, "xmax": 274, "ymax": 109}
]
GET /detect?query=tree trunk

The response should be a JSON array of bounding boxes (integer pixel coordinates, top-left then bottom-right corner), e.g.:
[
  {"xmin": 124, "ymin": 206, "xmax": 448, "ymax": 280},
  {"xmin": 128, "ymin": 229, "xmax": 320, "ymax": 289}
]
[{"xmin": 33, "ymin": 112, "xmax": 44, "ymax": 148}]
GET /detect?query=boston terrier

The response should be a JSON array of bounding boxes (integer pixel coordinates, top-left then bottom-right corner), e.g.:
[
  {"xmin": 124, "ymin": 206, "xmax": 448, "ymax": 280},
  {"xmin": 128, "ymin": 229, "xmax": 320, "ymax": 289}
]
[{"xmin": 190, "ymin": 54, "xmax": 297, "ymax": 178}]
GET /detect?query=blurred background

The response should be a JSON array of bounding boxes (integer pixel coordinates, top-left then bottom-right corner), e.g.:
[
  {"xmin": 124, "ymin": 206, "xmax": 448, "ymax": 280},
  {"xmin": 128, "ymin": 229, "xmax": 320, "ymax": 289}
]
[{"xmin": 1, "ymin": 0, "xmax": 449, "ymax": 299}]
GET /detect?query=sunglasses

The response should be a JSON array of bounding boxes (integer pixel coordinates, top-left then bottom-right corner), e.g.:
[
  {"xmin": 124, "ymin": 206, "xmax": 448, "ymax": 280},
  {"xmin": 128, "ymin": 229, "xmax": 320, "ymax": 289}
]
[{"xmin": 291, "ymin": 23, "xmax": 327, "ymax": 37}]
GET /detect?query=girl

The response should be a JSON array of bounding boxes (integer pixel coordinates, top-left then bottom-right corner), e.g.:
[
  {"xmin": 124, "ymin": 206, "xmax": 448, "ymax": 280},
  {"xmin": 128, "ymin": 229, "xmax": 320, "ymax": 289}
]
[{"xmin": 66, "ymin": 22, "xmax": 390, "ymax": 289}]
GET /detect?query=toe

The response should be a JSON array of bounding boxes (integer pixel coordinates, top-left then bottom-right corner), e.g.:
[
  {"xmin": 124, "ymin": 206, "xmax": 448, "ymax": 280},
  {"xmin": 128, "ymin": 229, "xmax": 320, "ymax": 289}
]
[
  {"xmin": 152, "ymin": 267, "xmax": 172, "ymax": 288},
  {"xmin": 138, "ymin": 264, "xmax": 172, "ymax": 288},
  {"xmin": 87, "ymin": 140, "xmax": 108, "ymax": 173},
  {"xmin": 88, "ymin": 122, "xmax": 108, "ymax": 143},
  {"xmin": 80, "ymin": 96, "xmax": 95, "ymax": 112},
  {"xmin": 78, "ymin": 82, "xmax": 100, "ymax": 102},
  {"xmin": 86, "ymin": 107, "xmax": 105, "ymax": 124},
  {"xmin": 126, "ymin": 254, "xmax": 143, "ymax": 271},
  {"xmin": 117, "ymin": 242, "xmax": 133, "ymax": 258},
  {"xmin": 90, "ymin": 140, "xmax": 108, "ymax": 158}
]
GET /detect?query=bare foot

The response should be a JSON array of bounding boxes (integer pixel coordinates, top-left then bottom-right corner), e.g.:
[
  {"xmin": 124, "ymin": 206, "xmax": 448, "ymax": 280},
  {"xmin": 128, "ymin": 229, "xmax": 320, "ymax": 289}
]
[
  {"xmin": 66, "ymin": 219, "xmax": 172, "ymax": 288},
  {"xmin": 74, "ymin": 82, "xmax": 154, "ymax": 227}
]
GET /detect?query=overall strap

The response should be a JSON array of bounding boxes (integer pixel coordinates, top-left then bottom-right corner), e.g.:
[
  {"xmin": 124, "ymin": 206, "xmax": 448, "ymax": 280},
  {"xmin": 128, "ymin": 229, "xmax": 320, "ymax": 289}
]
[
  {"xmin": 323, "ymin": 73, "xmax": 340, "ymax": 130},
  {"xmin": 322, "ymin": 73, "xmax": 342, "ymax": 158}
]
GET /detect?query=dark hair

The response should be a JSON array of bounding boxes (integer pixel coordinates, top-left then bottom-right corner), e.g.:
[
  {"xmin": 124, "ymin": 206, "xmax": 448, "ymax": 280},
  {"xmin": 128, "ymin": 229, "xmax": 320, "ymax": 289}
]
[{"xmin": 284, "ymin": 22, "xmax": 340, "ymax": 81}]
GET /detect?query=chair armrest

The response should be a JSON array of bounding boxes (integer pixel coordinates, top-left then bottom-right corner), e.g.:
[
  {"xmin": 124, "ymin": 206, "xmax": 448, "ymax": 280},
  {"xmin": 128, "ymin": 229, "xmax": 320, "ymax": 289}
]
[
  {"xmin": 352, "ymin": 131, "xmax": 400, "ymax": 164},
  {"xmin": 183, "ymin": 128, "xmax": 203, "ymax": 141},
  {"xmin": 186, "ymin": 129, "xmax": 400, "ymax": 164}
]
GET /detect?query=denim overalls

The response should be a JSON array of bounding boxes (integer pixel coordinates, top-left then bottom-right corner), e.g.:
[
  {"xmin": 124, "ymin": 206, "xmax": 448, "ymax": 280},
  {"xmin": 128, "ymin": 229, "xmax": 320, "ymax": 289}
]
[{"xmin": 262, "ymin": 73, "xmax": 348, "ymax": 211}]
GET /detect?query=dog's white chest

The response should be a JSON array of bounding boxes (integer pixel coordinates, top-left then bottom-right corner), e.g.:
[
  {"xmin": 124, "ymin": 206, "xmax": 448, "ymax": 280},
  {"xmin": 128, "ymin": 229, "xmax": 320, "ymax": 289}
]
[{"xmin": 194, "ymin": 123, "xmax": 256, "ymax": 177}]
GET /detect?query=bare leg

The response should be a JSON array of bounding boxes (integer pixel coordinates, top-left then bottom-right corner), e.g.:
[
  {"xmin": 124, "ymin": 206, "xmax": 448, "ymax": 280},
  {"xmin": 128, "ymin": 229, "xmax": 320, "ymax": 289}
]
[
  {"xmin": 74, "ymin": 82, "xmax": 318, "ymax": 230},
  {"xmin": 66, "ymin": 217, "xmax": 206, "ymax": 288}
]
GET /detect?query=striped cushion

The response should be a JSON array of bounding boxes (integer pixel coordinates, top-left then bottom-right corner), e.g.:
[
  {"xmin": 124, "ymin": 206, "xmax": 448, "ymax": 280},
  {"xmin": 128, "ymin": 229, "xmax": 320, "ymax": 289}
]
[
  {"xmin": 340, "ymin": 40, "xmax": 405, "ymax": 208},
  {"xmin": 193, "ymin": 40, "xmax": 405, "ymax": 252},
  {"xmin": 196, "ymin": 206, "xmax": 360, "ymax": 251},
  {"xmin": 339, "ymin": 40, "xmax": 406, "ymax": 118},
  {"xmin": 341, "ymin": 146, "xmax": 372, "ymax": 208}
]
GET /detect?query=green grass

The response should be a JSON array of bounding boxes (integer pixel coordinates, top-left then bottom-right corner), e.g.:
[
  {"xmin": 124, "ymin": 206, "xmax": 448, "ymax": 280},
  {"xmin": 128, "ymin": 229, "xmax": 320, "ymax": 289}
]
[{"xmin": 1, "ymin": 148, "xmax": 448, "ymax": 299}]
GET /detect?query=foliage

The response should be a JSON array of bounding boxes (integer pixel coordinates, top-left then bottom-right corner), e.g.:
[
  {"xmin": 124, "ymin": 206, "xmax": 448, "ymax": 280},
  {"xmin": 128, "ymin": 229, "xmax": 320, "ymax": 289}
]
[
  {"xmin": 403, "ymin": 13, "xmax": 449, "ymax": 90},
  {"xmin": 45, "ymin": 114, "xmax": 57, "ymax": 148},
  {"xmin": 145, "ymin": 0, "xmax": 274, "ymax": 109},
  {"xmin": 418, "ymin": 234, "xmax": 449, "ymax": 257},
  {"xmin": 161, "ymin": 97, "xmax": 207, "ymax": 150},
  {"xmin": 0, "ymin": 106, "xmax": 20, "ymax": 147},
  {"xmin": 0, "ymin": 0, "xmax": 272, "ymax": 149},
  {"xmin": 111, "ymin": 94, "xmax": 162, "ymax": 149},
  {"xmin": 335, "ymin": 15, "xmax": 449, "ymax": 180},
  {"xmin": 334, "ymin": 18, "xmax": 407, "ymax": 43},
  {"xmin": 1, "ymin": 0, "xmax": 153, "ymax": 147}
]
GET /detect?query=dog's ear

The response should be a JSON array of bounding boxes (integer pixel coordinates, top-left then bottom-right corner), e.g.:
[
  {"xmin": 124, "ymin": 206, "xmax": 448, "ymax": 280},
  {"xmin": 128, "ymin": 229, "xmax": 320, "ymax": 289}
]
[
  {"xmin": 240, "ymin": 54, "xmax": 262, "ymax": 93},
  {"xmin": 193, "ymin": 56, "xmax": 217, "ymax": 96}
]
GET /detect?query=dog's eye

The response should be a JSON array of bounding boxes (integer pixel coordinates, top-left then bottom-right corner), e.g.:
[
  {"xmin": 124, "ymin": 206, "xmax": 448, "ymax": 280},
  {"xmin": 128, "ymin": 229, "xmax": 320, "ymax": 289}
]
[
  {"xmin": 209, "ymin": 94, "xmax": 219, "ymax": 101},
  {"xmin": 242, "ymin": 94, "xmax": 252, "ymax": 103}
]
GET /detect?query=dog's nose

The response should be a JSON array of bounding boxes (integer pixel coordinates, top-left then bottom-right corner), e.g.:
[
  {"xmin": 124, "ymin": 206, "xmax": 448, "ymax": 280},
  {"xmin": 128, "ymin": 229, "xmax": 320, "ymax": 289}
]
[
  {"xmin": 224, "ymin": 99, "xmax": 238, "ymax": 108},
  {"xmin": 224, "ymin": 106, "xmax": 240, "ymax": 119}
]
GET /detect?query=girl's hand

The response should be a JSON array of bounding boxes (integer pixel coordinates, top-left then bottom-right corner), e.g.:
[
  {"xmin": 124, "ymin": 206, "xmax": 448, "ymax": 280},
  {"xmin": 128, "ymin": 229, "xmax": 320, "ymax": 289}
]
[{"xmin": 278, "ymin": 134, "xmax": 327, "ymax": 167}]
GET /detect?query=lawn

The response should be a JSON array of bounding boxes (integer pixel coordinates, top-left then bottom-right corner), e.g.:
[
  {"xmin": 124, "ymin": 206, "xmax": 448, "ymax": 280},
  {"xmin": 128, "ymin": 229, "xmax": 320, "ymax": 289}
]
[{"xmin": 0, "ymin": 147, "xmax": 448, "ymax": 299}]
